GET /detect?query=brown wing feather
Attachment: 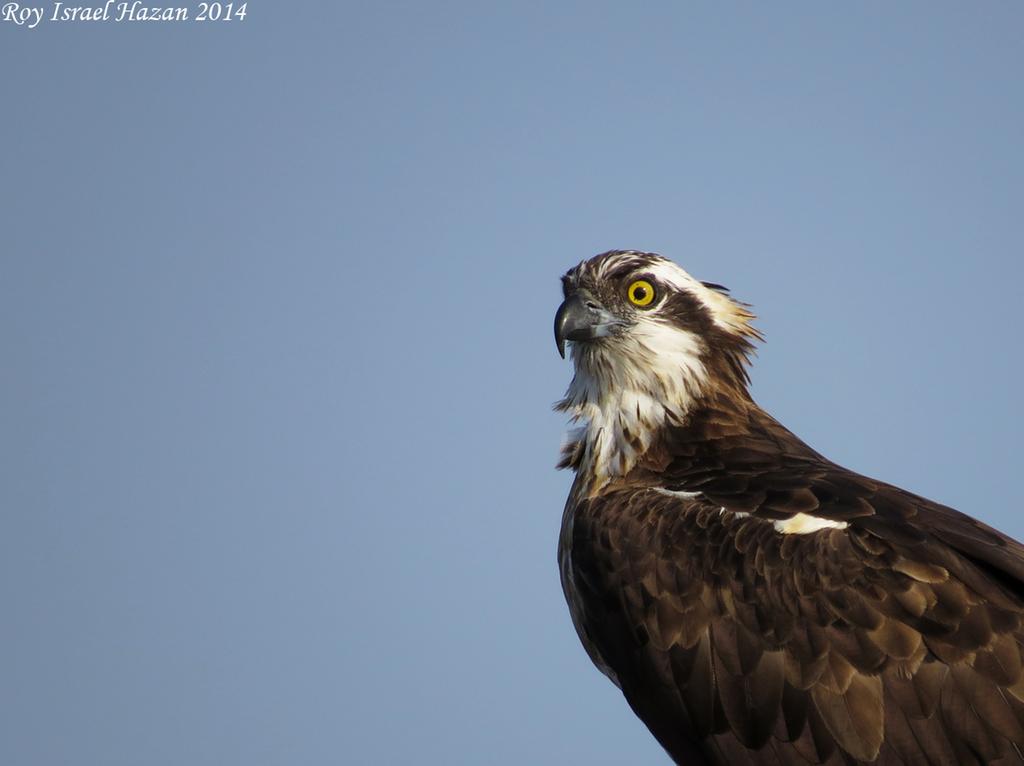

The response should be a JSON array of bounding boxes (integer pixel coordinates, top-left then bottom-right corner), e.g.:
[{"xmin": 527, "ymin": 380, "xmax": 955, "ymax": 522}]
[{"xmin": 561, "ymin": 474, "xmax": 1024, "ymax": 765}]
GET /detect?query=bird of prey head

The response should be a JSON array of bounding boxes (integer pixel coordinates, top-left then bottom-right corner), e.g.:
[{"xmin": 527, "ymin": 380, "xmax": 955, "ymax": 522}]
[
  {"xmin": 555, "ymin": 249, "xmax": 760, "ymax": 366},
  {"xmin": 554, "ymin": 250, "xmax": 762, "ymax": 487}
]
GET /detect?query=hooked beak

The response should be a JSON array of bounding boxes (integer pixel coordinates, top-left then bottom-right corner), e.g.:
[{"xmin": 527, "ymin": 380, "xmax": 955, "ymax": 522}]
[{"xmin": 554, "ymin": 292, "xmax": 628, "ymax": 358}]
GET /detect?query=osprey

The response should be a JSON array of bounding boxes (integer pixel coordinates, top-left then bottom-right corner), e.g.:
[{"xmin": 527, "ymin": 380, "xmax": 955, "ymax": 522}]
[{"xmin": 554, "ymin": 250, "xmax": 1024, "ymax": 765}]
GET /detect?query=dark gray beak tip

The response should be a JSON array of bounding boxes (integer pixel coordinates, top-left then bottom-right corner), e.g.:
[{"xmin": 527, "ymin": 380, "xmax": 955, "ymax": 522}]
[
  {"xmin": 555, "ymin": 291, "xmax": 624, "ymax": 359},
  {"xmin": 554, "ymin": 296, "xmax": 576, "ymax": 359}
]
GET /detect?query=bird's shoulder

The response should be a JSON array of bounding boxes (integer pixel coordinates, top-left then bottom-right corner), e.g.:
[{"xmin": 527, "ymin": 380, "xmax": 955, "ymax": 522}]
[{"xmin": 562, "ymin": 439, "xmax": 1024, "ymax": 763}]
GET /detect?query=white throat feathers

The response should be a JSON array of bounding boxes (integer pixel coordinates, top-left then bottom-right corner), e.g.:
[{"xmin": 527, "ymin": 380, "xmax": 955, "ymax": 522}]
[{"xmin": 557, "ymin": 323, "xmax": 709, "ymax": 490}]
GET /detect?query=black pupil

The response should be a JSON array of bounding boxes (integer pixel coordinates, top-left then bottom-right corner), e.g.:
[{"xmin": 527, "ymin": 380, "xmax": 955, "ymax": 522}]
[{"xmin": 633, "ymin": 285, "xmax": 648, "ymax": 301}]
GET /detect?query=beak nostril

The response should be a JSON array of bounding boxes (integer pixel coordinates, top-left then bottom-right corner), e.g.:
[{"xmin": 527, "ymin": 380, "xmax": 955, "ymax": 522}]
[{"xmin": 556, "ymin": 293, "xmax": 613, "ymax": 358}]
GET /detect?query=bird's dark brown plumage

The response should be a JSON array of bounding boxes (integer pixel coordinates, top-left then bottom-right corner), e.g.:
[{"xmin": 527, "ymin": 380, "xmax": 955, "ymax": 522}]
[{"xmin": 556, "ymin": 251, "xmax": 1024, "ymax": 765}]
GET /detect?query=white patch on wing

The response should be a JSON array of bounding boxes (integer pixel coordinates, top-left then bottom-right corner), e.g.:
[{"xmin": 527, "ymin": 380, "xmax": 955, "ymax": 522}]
[
  {"xmin": 653, "ymin": 488, "xmax": 702, "ymax": 499},
  {"xmin": 652, "ymin": 490, "xmax": 750, "ymax": 519},
  {"xmin": 774, "ymin": 513, "xmax": 849, "ymax": 535}
]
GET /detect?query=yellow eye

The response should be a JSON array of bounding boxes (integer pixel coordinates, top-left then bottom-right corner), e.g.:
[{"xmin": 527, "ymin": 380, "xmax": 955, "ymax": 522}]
[{"xmin": 626, "ymin": 279, "xmax": 656, "ymax": 307}]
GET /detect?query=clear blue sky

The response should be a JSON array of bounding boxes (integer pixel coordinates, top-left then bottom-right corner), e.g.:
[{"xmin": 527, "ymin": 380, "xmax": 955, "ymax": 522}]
[{"xmin": 3, "ymin": 3, "xmax": 1023, "ymax": 764}]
